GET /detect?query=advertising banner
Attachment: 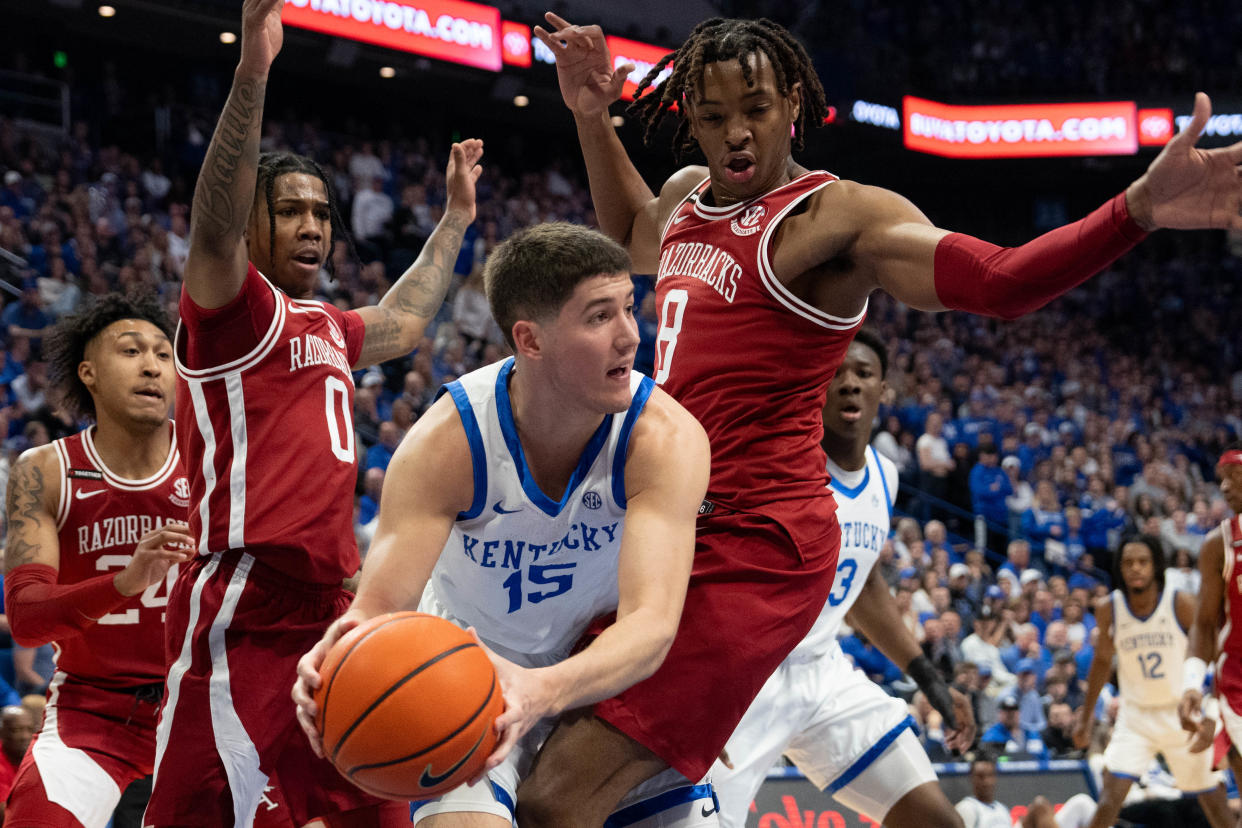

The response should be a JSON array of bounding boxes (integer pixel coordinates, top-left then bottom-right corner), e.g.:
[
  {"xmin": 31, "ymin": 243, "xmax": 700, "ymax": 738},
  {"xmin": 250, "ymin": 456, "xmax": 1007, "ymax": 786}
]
[
  {"xmin": 903, "ymin": 97, "xmax": 1137, "ymax": 158},
  {"xmin": 605, "ymin": 35, "xmax": 673, "ymax": 102},
  {"xmin": 283, "ymin": 0, "xmax": 502, "ymax": 72}
]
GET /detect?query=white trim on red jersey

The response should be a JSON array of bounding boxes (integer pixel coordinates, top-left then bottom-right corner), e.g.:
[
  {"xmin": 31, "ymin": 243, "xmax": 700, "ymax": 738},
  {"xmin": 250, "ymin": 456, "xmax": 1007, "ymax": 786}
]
[
  {"xmin": 52, "ymin": 437, "xmax": 70, "ymax": 531},
  {"xmin": 81, "ymin": 421, "xmax": 180, "ymax": 491},
  {"xmin": 172, "ymin": 273, "xmax": 287, "ymax": 380}
]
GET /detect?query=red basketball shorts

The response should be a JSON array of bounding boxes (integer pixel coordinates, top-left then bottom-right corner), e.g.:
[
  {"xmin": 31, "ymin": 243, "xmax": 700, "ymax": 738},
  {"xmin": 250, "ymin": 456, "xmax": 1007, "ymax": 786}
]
[
  {"xmin": 6, "ymin": 674, "xmax": 161, "ymax": 826},
  {"xmin": 595, "ymin": 507, "xmax": 840, "ymax": 781},
  {"xmin": 145, "ymin": 550, "xmax": 404, "ymax": 827}
]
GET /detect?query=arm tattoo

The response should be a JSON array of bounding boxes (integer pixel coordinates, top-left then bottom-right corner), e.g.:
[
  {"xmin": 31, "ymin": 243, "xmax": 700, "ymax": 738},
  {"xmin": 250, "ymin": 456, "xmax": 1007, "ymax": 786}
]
[
  {"xmin": 362, "ymin": 209, "xmax": 471, "ymax": 364},
  {"xmin": 191, "ymin": 77, "xmax": 266, "ymax": 245},
  {"xmin": 4, "ymin": 460, "xmax": 45, "ymax": 572}
]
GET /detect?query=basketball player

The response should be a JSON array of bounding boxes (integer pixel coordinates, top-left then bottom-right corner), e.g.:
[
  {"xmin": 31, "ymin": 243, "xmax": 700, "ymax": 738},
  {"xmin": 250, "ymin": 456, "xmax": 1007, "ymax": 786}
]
[
  {"xmin": 145, "ymin": 1, "xmax": 483, "ymax": 825},
  {"xmin": 292, "ymin": 222, "xmax": 712, "ymax": 827},
  {"xmin": 1180, "ymin": 445, "xmax": 1242, "ymax": 792},
  {"xmin": 1072, "ymin": 535, "xmax": 1230, "ymax": 828},
  {"xmin": 528, "ymin": 13, "xmax": 1242, "ymax": 824},
  {"xmin": 713, "ymin": 329, "xmax": 974, "ymax": 828},
  {"xmin": 2, "ymin": 293, "xmax": 196, "ymax": 827}
]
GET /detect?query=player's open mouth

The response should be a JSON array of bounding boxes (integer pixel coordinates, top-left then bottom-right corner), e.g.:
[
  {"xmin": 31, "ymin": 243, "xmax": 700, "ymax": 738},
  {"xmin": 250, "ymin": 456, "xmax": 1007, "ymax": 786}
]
[
  {"xmin": 135, "ymin": 388, "xmax": 164, "ymax": 400},
  {"xmin": 607, "ymin": 366, "xmax": 629, "ymax": 380},
  {"xmin": 292, "ymin": 252, "xmax": 321, "ymax": 271},
  {"xmin": 839, "ymin": 404, "xmax": 862, "ymax": 422},
  {"xmin": 724, "ymin": 156, "xmax": 755, "ymax": 183}
]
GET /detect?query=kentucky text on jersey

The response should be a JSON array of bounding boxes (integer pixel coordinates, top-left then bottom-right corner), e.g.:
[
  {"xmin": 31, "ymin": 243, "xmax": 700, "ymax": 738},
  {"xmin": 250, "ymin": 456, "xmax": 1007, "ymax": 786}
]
[
  {"xmin": 77, "ymin": 514, "xmax": 171, "ymax": 555},
  {"xmin": 288, "ymin": 332, "xmax": 351, "ymax": 377},
  {"xmin": 1116, "ymin": 630, "xmax": 1177, "ymax": 652},
  {"xmin": 460, "ymin": 521, "xmax": 621, "ymax": 569},
  {"xmin": 657, "ymin": 241, "xmax": 741, "ymax": 302},
  {"xmin": 838, "ymin": 519, "xmax": 888, "ymax": 555}
]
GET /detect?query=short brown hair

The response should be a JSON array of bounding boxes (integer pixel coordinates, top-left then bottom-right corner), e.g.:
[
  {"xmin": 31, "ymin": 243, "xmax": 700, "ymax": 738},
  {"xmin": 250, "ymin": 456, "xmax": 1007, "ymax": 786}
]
[{"xmin": 484, "ymin": 223, "xmax": 631, "ymax": 349}]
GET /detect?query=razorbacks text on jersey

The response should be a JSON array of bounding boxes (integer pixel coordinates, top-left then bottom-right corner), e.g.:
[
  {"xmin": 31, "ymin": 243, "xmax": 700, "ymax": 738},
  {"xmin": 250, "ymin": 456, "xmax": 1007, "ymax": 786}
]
[
  {"xmin": 50, "ymin": 423, "xmax": 187, "ymax": 688},
  {"xmin": 174, "ymin": 264, "xmax": 366, "ymax": 584},
  {"xmin": 1110, "ymin": 585, "xmax": 1186, "ymax": 707},
  {"xmin": 428, "ymin": 358, "xmax": 654, "ymax": 658},
  {"xmin": 655, "ymin": 171, "xmax": 864, "ymax": 533},
  {"xmin": 793, "ymin": 447, "xmax": 896, "ymax": 658}
]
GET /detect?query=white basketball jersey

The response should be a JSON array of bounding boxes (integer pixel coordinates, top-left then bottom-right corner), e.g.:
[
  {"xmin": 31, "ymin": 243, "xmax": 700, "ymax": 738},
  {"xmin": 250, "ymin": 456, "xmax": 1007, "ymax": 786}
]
[
  {"xmin": 430, "ymin": 358, "xmax": 654, "ymax": 658},
  {"xmin": 791, "ymin": 446, "xmax": 896, "ymax": 658},
  {"xmin": 1111, "ymin": 586, "xmax": 1186, "ymax": 707}
]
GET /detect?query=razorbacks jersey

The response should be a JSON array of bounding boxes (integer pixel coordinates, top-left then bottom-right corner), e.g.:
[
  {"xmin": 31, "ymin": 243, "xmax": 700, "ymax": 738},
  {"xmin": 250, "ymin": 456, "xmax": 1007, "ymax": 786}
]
[
  {"xmin": 1217, "ymin": 515, "xmax": 1242, "ymax": 700},
  {"xmin": 792, "ymin": 447, "xmax": 896, "ymax": 659},
  {"xmin": 50, "ymin": 423, "xmax": 188, "ymax": 688},
  {"xmin": 174, "ymin": 264, "xmax": 366, "ymax": 584},
  {"xmin": 1111, "ymin": 585, "xmax": 1185, "ymax": 707},
  {"xmin": 655, "ymin": 171, "xmax": 865, "ymax": 528},
  {"xmin": 429, "ymin": 358, "xmax": 653, "ymax": 658}
]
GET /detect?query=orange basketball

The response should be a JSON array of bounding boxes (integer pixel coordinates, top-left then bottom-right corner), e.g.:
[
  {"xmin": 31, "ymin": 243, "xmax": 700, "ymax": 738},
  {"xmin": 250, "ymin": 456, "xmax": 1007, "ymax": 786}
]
[{"xmin": 314, "ymin": 611, "xmax": 505, "ymax": 800}]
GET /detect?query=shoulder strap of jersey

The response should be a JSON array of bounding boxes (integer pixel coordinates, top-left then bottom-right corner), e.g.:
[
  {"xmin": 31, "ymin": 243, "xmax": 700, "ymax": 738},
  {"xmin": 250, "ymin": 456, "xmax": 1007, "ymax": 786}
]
[{"xmin": 870, "ymin": 445, "xmax": 893, "ymax": 514}]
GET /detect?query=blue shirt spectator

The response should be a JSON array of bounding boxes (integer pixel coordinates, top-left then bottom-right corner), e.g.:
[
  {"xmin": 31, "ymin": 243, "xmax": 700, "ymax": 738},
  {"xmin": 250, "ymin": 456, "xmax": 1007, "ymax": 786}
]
[
  {"xmin": 969, "ymin": 448, "xmax": 1012, "ymax": 526},
  {"xmin": 981, "ymin": 698, "xmax": 1047, "ymax": 758},
  {"xmin": 841, "ymin": 633, "xmax": 903, "ymax": 687},
  {"xmin": 1021, "ymin": 481, "xmax": 1067, "ymax": 555},
  {"xmin": 364, "ymin": 421, "xmax": 402, "ymax": 473}
]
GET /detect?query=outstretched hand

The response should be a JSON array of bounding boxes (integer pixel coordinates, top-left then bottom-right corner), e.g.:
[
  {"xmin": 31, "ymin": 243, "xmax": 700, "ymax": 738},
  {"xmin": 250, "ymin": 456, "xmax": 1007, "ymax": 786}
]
[
  {"xmin": 239, "ymin": 0, "xmax": 286, "ymax": 74},
  {"xmin": 1127, "ymin": 93, "xmax": 1242, "ymax": 232},
  {"xmin": 291, "ymin": 611, "xmax": 365, "ymax": 758},
  {"xmin": 534, "ymin": 13, "xmax": 634, "ymax": 117},
  {"xmin": 468, "ymin": 629, "xmax": 555, "ymax": 781}
]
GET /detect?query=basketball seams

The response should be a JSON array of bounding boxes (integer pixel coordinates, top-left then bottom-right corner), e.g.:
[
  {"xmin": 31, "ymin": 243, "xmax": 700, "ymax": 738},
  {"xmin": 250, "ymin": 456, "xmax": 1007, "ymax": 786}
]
[
  {"xmin": 329, "ymin": 642, "xmax": 479, "ymax": 764},
  {"xmin": 346, "ymin": 671, "xmax": 499, "ymax": 777},
  {"xmin": 316, "ymin": 612, "xmax": 409, "ymax": 736}
]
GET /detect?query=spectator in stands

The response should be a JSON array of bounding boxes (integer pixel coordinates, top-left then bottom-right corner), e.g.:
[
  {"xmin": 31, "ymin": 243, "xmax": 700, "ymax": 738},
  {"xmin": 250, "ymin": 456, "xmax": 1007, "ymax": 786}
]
[
  {"xmin": 451, "ymin": 267, "xmax": 495, "ymax": 360},
  {"xmin": 364, "ymin": 420, "xmax": 401, "ymax": 473},
  {"xmin": 962, "ymin": 606, "xmax": 1016, "ymax": 696},
  {"xmin": 948, "ymin": 564, "xmax": 979, "ymax": 626},
  {"xmin": 922, "ymin": 616, "xmax": 956, "ymax": 682},
  {"xmin": 971, "ymin": 444, "xmax": 1013, "ymax": 554},
  {"xmin": 351, "ymin": 176, "xmax": 394, "ymax": 260},
  {"xmin": 1002, "ymin": 623, "xmax": 1048, "ymax": 677},
  {"xmin": 1160, "ymin": 509, "xmax": 1201, "ymax": 558},
  {"xmin": 2, "ymin": 279, "xmax": 50, "ymax": 341},
  {"xmin": 1022, "ymin": 480, "xmax": 1067, "ymax": 556},
  {"xmin": 980, "ymin": 696, "xmax": 1047, "ymax": 758},
  {"xmin": 999, "ymin": 539, "xmax": 1031, "ymax": 585},
  {"xmin": 1014, "ymin": 659, "xmax": 1047, "ymax": 732},
  {"xmin": 1003, "ymin": 454, "xmax": 1033, "ymax": 537},
  {"xmin": 910, "ymin": 691, "xmax": 952, "ymax": 762},
  {"xmin": 917, "ymin": 411, "xmax": 954, "ymax": 520},
  {"xmin": 1030, "ymin": 588, "xmax": 1061, "ymax": 641},
  {"xmin": 1042, "ymin": 701, "xmax": 1078, "ymax": 758},
  {"xmin": 0, "ymin": 705, "xmax": 34, "ymax": 812}
]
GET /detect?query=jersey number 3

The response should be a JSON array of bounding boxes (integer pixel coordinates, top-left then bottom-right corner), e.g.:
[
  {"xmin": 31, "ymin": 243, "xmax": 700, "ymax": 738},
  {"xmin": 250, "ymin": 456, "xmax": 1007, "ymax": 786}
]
[{"xmin": 653, "ymin": 289, "xmax": 688, "ymax": 385}]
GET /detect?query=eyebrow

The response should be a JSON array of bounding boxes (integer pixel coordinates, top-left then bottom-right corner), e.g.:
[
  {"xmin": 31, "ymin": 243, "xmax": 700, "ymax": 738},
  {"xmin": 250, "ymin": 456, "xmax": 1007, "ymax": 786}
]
[
  {"xmin": 695, "ymin": 89, "xmax": 775, "ymax": 106},
  {"xmin": 272, "ymin": 197, "xmax": 331, "ymax": 208},
  {"xmin": 116, "ymin": 331, "xmax": 171, "ymax": 345},
  {"xmin": 583, "ymin": 292, "xmax": 634, "ymax": 312}
]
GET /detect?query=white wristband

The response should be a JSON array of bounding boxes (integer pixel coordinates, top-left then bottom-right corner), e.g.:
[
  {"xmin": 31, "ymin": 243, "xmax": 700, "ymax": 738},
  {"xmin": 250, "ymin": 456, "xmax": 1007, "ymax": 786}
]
[{"xmin": 1182, "ymin": 657, "xmax": 1207, "ymax": 695}]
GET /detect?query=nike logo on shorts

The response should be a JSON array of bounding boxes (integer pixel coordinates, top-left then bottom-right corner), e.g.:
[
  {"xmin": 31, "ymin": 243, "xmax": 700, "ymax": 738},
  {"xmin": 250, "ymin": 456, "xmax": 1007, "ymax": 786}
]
[
  {"xmin": 492, "ymin": 501, "xmax": 521, "ymax": 515},
  {"xmin": 75, "ymin": 488, "xmax": 107, "ymax": 500},
  {"xmin": 701, "ymin": 802, "xmax": 718, "ymax": 817}
]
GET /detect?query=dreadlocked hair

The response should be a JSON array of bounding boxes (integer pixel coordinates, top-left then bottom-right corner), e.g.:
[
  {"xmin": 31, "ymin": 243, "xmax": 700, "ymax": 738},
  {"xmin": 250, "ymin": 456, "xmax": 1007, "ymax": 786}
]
[
  {"xmin": 255, "ymin": 151, "xmax": 356, "ymax": 277},
  {"xmin": 627, "ymin": 18, "xmax": 828, "ymax": 158},
  {"xmin": 44, "ymin": 289, "xmax": 173, "ymax": 421}
]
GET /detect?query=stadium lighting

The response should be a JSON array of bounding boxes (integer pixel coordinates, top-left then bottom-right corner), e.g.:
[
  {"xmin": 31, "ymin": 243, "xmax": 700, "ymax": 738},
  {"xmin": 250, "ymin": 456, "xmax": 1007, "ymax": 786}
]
[
  {"xmin": 513, "ymin": 95, "xmax": 529, "ymax": 108},
  {"xmin": 379, "ymin": 66, "xmax": 396, "ymax": 78},
  {"xmin": 220, "ymin": 32, "xmax": 237, "ymax": 45},
  {"xmin": 98, "ymin": 5, "xmax": 116, "ymax": 17}
]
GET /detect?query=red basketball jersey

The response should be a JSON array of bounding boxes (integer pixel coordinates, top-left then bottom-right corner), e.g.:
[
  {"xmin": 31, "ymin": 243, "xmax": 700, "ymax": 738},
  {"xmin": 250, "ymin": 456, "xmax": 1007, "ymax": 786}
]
[
  {"xmin": 1217, "ymin": 515, "xmax": 1242, "ymax": 700},
  {"xmin": 174, "ymin": 265, "xmax": 366, "ymax": 585},
  {"xmin": 655, "ymin": 171, "xmax": 864, "ymax": 522},
  {"xmin": 50, "ymin": 423, "xmax": 188, "ymax": 688}
]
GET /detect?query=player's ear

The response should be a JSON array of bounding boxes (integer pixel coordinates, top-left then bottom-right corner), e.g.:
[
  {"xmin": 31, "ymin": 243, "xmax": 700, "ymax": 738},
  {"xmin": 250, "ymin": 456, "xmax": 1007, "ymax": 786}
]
[
  {"xmin": 78, "ymin": 358, "xmax": 97, "ymax": 393},
  {"xmin": 511, "ymin": 320, "xmax": 542, "ymax": 360}
]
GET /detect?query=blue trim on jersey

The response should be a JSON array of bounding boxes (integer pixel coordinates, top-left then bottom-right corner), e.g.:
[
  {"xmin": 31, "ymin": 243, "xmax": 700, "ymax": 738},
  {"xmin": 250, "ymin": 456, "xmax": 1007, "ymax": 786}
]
[
  {"xmin": 871, "ymin": 446, "xmax": 893, "ymax": 513},
  {"xmin": 1109, "ymin": 771, "xmax": 1141, "ymax": 782},
  {"xmin": 1120, "ymin": 588, "xmax": 1159, "ymax": 622},
  {"xmin": 1183, "ymin": 786, "xmax": 1220, "ymax": 796},
  {"xmin": 443, "ymin": 379, "xmax": 488, "ymax": 520},
  {"xmin": 610, "ymin": 375, "xmax": 655, "ymax": 510},
  {"xmin": 824, "ymin": 715, "xmax": 916, "ymax": 794},
  {"xmin": 494, "ymin": 359, "xmax": 613, "ymax": 518},
  {"xmin": 829, "ymin": 464, "xmax": 870, "ymax": 500},
  {"xmin": 1172, "ymin": 589, "xmax": 1191, "ymax": 635},
  {"xmin": 603, "ymin": 783, "xmax": 716, "ymax": 827},
  {"xmin": 408, "ymin": 782, "xmax": 516, "ymax": 821}
]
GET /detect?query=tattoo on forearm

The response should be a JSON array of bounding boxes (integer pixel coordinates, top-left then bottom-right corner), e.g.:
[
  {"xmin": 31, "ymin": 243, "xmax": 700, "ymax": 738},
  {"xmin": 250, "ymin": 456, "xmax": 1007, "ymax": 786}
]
[
  {"xmin": 363, "ymin": 209, "xmax": 470, "ymax": 363},
  {"xmin": 4, "ymin": 461, "xmax": 45, "ymax": 571},
  {"xmin": 192, "ymin": 78, "xmax": 266, "ymax": 242}
]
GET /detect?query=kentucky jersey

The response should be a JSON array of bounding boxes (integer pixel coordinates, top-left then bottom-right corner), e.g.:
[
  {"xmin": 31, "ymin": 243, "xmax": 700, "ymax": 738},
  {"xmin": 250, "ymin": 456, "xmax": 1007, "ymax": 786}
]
[
  {"xmin": 50, "ymin": 423, "xmax": 187, "ymax": 688},
  {"xmin": 1217, "ymin": 516, "xmax": 1242, "ymax": 700},
  {"xmin": 1111, "ymin": 585, "xmax": 1186, "ymax": 707},
  {"xmin": 793, "ymin": 447, "xmax": 896, "ymax": 659},
  {"xmin": 656, "ymin": 171, "xmax": 864, "ymax": 525},
  {"xmin": 430, "ymin": 358, "xmax": 654, "ymax": 657},
  {"xmin": 174, "ymin": 264, "xmax": 366, "ymax": 584}
]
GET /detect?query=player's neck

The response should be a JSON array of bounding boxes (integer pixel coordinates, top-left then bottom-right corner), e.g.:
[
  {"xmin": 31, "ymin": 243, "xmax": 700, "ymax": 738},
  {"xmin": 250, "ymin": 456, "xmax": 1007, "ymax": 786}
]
[
  {"xmin": 507, "ymin": 369, "xmax": 605, "ymax": 500},
  {"xmin": 1125, "ymin": 584, "xmax": 1159, "ymax": 614},
  {"xmin": 822, "ymin": 432, "xmax": 866, "ymax": 473},
  {"xmin": 90, "ymin": 417, "xmax": 171, "ymax": 479}
]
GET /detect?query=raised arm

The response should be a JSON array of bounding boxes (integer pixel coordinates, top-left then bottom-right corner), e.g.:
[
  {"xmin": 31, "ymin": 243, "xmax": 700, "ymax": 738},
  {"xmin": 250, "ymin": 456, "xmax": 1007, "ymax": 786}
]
[
  {"xmin": 790, "ymin": 93, "xmax": 1242, "ymax": 320},
  {"xmin": 1180, "ymin": 529, "xmax": 1225, "ymax": 735},
  {"xmin": 3, "ymin": 447, "xmax": 194, "ymax": 647},
  {"xmin": 184, "ymin": 0, "xmax": 285, "ymax": 309},
  {"xmin": 846, "ymin": 565, "xmax": 975, "ymax": 750},
  {"xmin": 352, "ymin": 140, "xmax": 484, "ymax": 368},
  {"xmin": 534, "ymin": 13, "xmax": 670, "ymax": 272},
  {"xmin": 1073, "ymin": 595, "xmax": 1115, "ymax": 750}
]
